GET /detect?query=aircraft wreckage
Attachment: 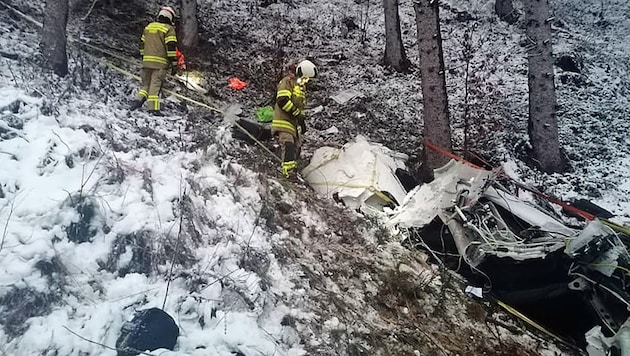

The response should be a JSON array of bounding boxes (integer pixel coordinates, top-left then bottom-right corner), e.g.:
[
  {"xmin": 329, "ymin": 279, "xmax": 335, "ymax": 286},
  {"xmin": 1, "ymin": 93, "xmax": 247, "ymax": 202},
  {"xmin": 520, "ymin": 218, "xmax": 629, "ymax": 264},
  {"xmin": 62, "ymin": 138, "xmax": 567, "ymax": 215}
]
[{"xmin": 302, "ymin": 136, "xmax": 630, "ymax": 355}]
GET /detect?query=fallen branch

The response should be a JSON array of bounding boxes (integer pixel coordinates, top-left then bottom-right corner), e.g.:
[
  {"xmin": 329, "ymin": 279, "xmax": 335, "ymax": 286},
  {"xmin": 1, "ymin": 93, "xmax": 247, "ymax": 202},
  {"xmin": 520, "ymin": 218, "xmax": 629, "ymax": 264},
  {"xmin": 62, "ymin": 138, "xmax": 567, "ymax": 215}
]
[
  {"xmin": 0, "ymin": 199, "xmax": 15, "ymax": 253},
  {"xmin": 81, "ymin": 0, "xmax": 99, "ymax": 21},
  {"xmin": 0, "ymin": 50, "xmax": 18, "ymax": 60}
]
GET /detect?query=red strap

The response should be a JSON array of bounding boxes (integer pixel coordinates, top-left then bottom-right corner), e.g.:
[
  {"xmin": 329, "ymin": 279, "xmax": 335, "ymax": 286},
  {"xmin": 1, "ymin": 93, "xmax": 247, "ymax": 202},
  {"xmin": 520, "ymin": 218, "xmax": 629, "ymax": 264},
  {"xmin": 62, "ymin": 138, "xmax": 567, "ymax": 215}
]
[
  {"xmin": 465, "ymin": 150, "xmax": 494, "ymax": 169},
  {"xmin": 423, "ymin": 140, "xmax": 481, "ymax": 169},
  {"xmin": 518, "ymin": 185, "xmax": 596, "ymax": 221},
  {"xmin": 423, "ymin": 139, "xmax": 596, "ymax": 221}
]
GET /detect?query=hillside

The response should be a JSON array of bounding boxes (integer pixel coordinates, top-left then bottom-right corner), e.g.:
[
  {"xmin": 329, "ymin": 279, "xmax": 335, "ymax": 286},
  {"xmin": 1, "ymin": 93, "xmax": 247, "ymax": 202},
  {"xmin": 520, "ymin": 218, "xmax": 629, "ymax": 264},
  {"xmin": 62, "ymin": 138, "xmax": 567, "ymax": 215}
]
[{"xmin": 1, "ymin": 0, "xmax": 629, "ymax": 355}]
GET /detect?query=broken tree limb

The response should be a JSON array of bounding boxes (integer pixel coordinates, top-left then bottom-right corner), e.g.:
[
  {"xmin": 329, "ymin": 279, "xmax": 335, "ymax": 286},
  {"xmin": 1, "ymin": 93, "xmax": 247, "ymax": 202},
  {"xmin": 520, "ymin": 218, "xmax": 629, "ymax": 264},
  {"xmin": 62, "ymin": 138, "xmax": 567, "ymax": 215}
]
[{"xmin": 0, "ymin": 50, "xmax": 18, "ymax": 60}]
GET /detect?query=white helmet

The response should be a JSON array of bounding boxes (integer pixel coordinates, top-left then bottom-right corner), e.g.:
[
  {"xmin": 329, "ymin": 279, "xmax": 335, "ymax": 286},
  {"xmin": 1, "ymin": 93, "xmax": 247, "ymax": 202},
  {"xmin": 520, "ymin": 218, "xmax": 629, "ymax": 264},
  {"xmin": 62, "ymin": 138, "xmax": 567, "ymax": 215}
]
[
  {"xmin": 296, "ymin": 60, "xmax": 317, "ymax": 79},
  {"xmin": 158, "ymin": 6, "xmax": 176, "ymax": 25}
]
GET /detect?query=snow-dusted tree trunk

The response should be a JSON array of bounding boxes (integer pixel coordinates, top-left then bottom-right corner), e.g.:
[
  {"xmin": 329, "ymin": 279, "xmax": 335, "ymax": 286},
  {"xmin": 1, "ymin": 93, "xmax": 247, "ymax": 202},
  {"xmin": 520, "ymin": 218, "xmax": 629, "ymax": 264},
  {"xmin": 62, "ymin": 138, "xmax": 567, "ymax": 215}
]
[
  {"xmin": 180, "ymin": 0, "xmax": 199, "ymax": 54},
  {"xmin": 414, "ymin": 0, "xmax": 452, "ymax": 177},
  {"xmin": 383, "ymin": 0, "xmax": 410, "ymax": 72},
  {"xmin": 525, "ymin": 0, "xmax": 565, "ymax": 173},
  {"xmin": 41, "ymin": 0, "xmax": 69, "ymax": 77}
]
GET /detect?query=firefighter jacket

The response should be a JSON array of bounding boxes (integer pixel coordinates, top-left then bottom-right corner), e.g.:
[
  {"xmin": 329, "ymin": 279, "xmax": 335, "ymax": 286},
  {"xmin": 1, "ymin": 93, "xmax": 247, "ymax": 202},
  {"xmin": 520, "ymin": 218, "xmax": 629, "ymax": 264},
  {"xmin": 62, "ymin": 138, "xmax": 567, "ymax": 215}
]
[
  {"xmin": 272, "ymin": 74, "xmax": 306, "ymax": 137},
  {"xmin": 139, "ymin": 21, "xmax": 177, "ymax": 70}
]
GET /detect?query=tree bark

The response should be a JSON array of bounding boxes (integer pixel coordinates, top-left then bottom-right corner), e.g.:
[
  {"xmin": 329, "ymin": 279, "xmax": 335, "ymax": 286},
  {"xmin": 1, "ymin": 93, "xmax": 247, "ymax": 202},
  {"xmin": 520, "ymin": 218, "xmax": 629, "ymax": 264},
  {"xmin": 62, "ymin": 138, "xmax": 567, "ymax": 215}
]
[
  {"xmin": 524, "ymin": 0, "xmax": 565, "ymax": 173},
  {"xmin": 383, "ymin": 0, "xmax": 410, "ymax": 72},
  {"xmin": 414, "ymin": 0, "xmax": 452, "ymax": 178},
  {"xmin": 41, "ymin": 0, "xmax": 69, "ymax": 77},
  {"xmin": 180, "ymin": 0, "xmax": 199, "ymax": 54}
]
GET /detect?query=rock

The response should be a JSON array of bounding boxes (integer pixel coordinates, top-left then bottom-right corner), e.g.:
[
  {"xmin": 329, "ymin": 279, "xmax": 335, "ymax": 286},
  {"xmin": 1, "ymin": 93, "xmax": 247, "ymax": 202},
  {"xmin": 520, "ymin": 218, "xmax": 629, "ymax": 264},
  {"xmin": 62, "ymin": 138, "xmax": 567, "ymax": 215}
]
[{"xmin": 116, "ymin": 308, "xmax": 179, "ymax": 356}]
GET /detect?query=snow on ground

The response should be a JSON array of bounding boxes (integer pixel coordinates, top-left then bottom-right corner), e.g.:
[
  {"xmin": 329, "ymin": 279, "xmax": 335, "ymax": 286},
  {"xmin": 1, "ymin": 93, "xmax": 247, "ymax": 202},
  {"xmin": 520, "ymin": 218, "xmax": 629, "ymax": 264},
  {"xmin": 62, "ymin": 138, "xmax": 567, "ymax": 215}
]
[
  {"xmin": 0, "ymin": 15, "xmax": 307, "ymax": 355},
  {"xmin": 0, "ymin": 86, "xmax": 303, "ymax": 355},
  {"xmin": 2, "ymin": 0, "xmax": 630, "ymax": 354}
]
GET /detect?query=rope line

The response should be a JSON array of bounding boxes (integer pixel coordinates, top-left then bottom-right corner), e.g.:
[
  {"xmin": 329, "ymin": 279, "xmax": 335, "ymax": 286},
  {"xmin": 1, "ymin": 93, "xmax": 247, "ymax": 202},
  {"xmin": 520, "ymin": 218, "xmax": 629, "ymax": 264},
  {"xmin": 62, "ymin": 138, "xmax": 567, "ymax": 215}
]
[{"xmin": 495, "ymin": 300, "xmax": 576, "ymax": 349}]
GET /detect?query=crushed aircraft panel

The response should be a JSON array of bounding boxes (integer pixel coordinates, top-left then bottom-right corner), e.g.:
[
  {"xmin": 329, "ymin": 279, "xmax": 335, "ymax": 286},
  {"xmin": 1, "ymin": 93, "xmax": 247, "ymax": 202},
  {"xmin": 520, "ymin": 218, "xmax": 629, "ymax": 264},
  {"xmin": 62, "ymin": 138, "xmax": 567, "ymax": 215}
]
[
  {"xmin": 388, "ymin": 159, "xmax": 494, "ymax": 228},
  {"xmin": 302, "ymin": 136, "xmax": 408, "ymax": 212},
  {"xmin": 304, "ymin": 143, "xmax": 630, "ymax": 353}
]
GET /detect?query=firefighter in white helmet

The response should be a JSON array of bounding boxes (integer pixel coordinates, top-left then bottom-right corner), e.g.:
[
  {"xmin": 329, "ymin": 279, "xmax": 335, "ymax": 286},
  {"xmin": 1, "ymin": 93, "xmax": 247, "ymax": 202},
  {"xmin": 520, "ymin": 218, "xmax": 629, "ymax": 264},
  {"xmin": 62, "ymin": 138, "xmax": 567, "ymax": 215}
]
[
  {"xmin": 271, "ymin": 59, "xmax": 318, "ymax": 180},
  {"xmin": 129, "ymin": 6, "xmax": 179, "ymax": 116}
]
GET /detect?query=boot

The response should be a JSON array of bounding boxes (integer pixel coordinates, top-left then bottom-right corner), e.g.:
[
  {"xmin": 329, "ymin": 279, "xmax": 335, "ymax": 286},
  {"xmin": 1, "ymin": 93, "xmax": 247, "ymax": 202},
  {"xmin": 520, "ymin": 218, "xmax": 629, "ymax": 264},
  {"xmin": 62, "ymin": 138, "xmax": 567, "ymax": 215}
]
[
  {"xmin": 148, "ymin": 110, "xmax": 164, "ymax": 117},
  {"xmin": 129, "ymin": 99, "xmax": 144, "ymax": 111},
  {"xmin": 285, "ymin": 170, "xmax": 305, "ymax": 184}
]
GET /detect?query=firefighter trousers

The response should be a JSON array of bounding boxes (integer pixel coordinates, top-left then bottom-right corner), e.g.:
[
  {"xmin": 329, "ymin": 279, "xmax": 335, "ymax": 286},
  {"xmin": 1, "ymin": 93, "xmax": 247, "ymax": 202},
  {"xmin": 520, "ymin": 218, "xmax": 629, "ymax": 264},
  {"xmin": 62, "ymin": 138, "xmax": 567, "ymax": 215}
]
[
  {"xmin": 277, "ymin": 131, "xmax": 301, "ymax": 177},
  {"xmin": 136, "ymin": 68, "xmax": 167, "ymax": 111}
]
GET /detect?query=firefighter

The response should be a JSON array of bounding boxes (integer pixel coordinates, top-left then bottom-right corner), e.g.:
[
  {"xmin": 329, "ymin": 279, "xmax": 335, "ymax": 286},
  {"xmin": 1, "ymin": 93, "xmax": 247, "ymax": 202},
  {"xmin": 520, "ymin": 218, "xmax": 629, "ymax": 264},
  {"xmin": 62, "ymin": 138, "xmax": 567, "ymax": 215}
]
[
  {"xmin": 272, "ymin": 60, "xmax": 318, "ymax": 179},
  {"xmin": 129, "ymin": 6, "xmax": 179, "ymax": 116}
]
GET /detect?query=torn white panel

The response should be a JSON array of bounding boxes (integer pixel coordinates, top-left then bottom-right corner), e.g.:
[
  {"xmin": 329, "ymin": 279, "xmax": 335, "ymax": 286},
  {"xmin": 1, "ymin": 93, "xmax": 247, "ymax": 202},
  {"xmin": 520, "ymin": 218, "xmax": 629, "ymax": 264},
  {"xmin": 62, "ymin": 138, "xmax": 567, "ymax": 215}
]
[
  {"xmin": 330, "ymin": 89, "xmax": 364, "ymax": 105},
  {"xmin": 586, "ymin": 318, "xmax": 630, "ymax": 356},
  {"xmin": 324, "ymin": 126, "xmax": 339, "ymax": 134},
  {"xmin": 388, "ymin": 160, "xmax": 494, "ymax": 228},
  {"xmin": 465, "ymin": 286, "xmax": 483, "ymax": 298},
  {"xmin": 566, "ymin": 219, "xmax": 610, "ymax": 256},
  {"xmin": 566, "ymin": 219, "xmax": 627, "ymax": 276},
  {"xmin": 484, "ymin": 186, "xmax": 576, "ymax": 238},
  {"xmin": 309, "ymin": 105, "xmax": 324, "ymax": 114},
  {"xmin": 302, "ymin": 136, "xmax": 408, "ymax": 211}
]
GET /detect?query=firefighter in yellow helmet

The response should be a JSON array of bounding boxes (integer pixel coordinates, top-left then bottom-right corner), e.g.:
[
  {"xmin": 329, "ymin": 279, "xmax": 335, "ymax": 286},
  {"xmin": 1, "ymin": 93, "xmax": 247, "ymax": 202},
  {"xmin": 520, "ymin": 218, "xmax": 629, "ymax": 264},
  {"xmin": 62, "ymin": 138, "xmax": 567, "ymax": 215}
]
[
  {"xmin": 272, "ymin": 60, "xmax": 317, "ymax": 179},
  {"xmin": 129, "ymin": 6, "xmax": 179, "ymax": 116}
]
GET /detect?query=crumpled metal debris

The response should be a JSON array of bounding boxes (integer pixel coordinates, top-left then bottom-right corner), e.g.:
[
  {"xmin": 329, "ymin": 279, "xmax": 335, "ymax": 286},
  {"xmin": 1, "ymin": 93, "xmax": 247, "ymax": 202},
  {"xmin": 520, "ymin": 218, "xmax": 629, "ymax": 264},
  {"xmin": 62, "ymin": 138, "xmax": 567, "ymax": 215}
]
[{"xmin": 330, "ymin": 89, "xmax": 364, "ymax": 105}]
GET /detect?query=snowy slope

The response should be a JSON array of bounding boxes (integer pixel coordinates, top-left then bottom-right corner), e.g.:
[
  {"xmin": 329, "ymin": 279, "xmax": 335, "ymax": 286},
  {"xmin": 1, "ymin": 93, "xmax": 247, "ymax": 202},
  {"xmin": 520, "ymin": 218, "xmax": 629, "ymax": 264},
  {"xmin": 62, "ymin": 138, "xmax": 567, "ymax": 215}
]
[
  {"xmin": 2, "ymin": 0, "xmax": 629, "ymax": 354},
  {"xmin": 0, "ymin": 9, "xmax": 306, "ymax": 355}
]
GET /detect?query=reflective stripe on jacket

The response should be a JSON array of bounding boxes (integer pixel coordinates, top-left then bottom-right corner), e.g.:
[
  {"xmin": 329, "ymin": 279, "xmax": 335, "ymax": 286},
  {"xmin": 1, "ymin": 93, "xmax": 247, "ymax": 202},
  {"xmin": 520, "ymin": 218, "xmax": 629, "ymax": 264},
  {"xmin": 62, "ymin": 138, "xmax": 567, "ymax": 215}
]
[
  {"xmin": 272, "ymin": 74, "xmax": 306, "ymax": 136},
  {"xmin": 139, "ymin": 21, "xmax": 177, "ymax": 69}
]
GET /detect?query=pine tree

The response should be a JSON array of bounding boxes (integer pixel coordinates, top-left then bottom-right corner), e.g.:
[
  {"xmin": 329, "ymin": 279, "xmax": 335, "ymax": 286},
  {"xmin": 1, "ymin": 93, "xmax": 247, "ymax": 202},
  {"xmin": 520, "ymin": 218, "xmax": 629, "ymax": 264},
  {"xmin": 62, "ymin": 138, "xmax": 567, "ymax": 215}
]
[
  {"xmin": 180, "ymin": 0, "xmax": 200, "ymax": 54},
  {"xmin": 414, "ymin": 0, "xmax": 452, "ymax": 178},
  {"xmin": 525, "ymin": 0, "xmax": 565, "ymax": 173},
  {"xmin": 383, "ymin": 0, "xmax": 411, "ymax": 72},
  {"xmin": 41, "ymin": 0, "xmax": 69, "ymax": 77}
]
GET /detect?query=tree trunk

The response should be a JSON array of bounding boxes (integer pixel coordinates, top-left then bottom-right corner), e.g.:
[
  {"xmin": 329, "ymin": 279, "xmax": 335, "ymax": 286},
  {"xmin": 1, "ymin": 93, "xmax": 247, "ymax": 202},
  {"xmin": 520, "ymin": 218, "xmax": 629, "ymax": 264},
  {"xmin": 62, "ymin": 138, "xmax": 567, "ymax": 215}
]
[
  {"xmin": 41, "ymin": 0, "xmax": 69, "ymax": 77},
  {"xmin": 524, "ymin": 0, "xmax": 565, "ymax": 173},
  {"xmin": 383, "ymin": 0, "xmax": 410, "ymax": 72},
  {"xmin": 180, "ymin": 0, "xmax": 199, "ymax": 54},
  {"xmin": 495, "ymin": 0, "xmax": 518, "ymax": 24},
  {"xmin": 414, "ymin": 0, "xmax": 452, "ymax": 179}
]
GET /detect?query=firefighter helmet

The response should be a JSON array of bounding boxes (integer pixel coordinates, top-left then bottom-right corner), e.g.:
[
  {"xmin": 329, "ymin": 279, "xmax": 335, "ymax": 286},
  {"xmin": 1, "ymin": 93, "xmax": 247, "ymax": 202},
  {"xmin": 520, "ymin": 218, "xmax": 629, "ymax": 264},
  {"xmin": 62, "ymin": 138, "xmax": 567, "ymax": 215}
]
[
  {"xmin": 296, "ymin": 60, "xmax": 317, "ymax": 79},
  {"xmin": 158, "ymin": 6, "xmax": 176, "ymax": 25}
]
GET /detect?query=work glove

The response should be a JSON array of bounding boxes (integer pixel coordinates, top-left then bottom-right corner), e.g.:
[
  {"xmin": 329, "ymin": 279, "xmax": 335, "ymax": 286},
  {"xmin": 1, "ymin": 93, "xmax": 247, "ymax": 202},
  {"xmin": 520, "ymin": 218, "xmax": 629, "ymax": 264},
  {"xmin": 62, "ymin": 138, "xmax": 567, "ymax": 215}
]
[
  {"xmin": 297, "ymin": 115, "xmax": 307, "ymax": 135},
  {"xmin": 176, "ymin": 48, "xmax": 187, "ymax": 70}
]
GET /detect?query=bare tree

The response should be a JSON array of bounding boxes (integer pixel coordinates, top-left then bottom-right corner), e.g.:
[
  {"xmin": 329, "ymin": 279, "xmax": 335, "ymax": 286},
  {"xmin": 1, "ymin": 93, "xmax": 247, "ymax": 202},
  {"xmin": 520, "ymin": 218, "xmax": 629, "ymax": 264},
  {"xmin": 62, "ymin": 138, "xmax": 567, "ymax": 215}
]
[
  {"xmin": 524, "ymin": 0, "xmax": 565, "ymax": 173},
  {"xmin": 383, "ymin": 0, "xmax": 411, "ymax": 72},
  {"xmin": 180, "ymin": 0, "xmax": 199, "ymax": 54},
  {"xmin": 414, "ymin": 0, "xmax": 452, "ymax": 178},
  {"xmin": 41, "ymin": 0, "xmax": 69, "ymax": 77}
]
